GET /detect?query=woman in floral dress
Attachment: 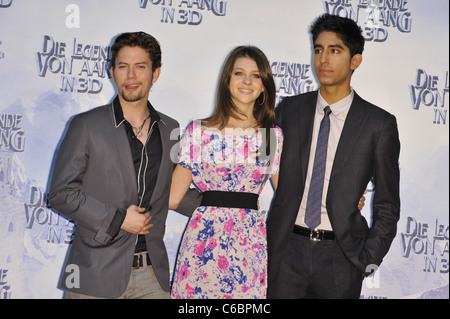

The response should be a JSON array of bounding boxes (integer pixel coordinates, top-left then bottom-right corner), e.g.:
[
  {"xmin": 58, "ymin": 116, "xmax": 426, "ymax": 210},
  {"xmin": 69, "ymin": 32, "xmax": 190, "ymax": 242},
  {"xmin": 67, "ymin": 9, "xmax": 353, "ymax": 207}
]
[{"xmin": 169, "ymin": 46, "xmax": 283, "ymax": 299}]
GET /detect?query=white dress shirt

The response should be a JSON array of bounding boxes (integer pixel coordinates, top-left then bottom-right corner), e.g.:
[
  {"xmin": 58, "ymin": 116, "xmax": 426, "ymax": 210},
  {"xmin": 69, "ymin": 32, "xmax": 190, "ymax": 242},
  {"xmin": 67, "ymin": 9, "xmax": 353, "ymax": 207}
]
[{"xmin": 295, "ymin": 89, "xmax": 354, "ymax": 230}]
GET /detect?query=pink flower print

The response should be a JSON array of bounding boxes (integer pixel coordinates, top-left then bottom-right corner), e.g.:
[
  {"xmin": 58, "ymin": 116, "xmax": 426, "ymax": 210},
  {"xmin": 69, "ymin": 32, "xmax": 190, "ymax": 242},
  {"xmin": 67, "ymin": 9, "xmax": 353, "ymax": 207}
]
[
  {"xmin": 253, "ymin": 271, "xmax": 259, "ymax": 283},
  {"xmin": 247, "ymin": 139, "xmax": 257, "ymax": 153},
  {"xmin": 178, "ymin": 264, "xmax": 190, "ymax": 282},
  {"xmin": 233, "ymin": 167, "xmax": 243, "ymax": 174},
  {"xmin": 224, "ymin": 219, "xmax": 235, "ymax": 235},
  {"xmin": 252, "ymin": 170, "xmax": 263, "ymax": 181},
  {"xmin": 185, "ymin": 283, "xmax": 195, "ymax": 299},
  {"xmin": 239, "ymin": 237, "xmax": 247, "ymax": 246},
  {"xmin": 261, "ymin": 225, "xmax": 267, "ymax": 237},
  {"xmin": 216, "ymin": 167, "xmax": 228, "ymax": 177},
  {"xmin": 194, "ymin": 241, "xmax": 206, "ymax": 256},
  {"xmin": 196, "ymin": 181, "xmax": 207, "ymax": 191},
  {"xmin": 206, "ymin": 238, "xmax": 217, "ymax": 250},
  {"xmin": 260, "ymin": 272, "xmax": 266, "ymax": 285},
  {"xmin": 218, "ymin": 255, "xmax": 229, "ymax": 271},
  {"xmin": 189, "ymin": 145, "xmax": 201, "ymax": 162},
  {"xmin": 252, "ymin": 243, "xmax": 263, "ymax": 252},
  {"xmin": 242, "ymin": 285, "xmax": 250, "ymax": 293},
  {"xmin": 189, "ymin": 214, "xmax": 202, "ymax": 229},
  {"xmin": 238, "ymin": 209, "xmax": 247, "ymax": 221},
  {"xmin": 202, "ymin": 133, "xmax": 212, "ymax": 145}
]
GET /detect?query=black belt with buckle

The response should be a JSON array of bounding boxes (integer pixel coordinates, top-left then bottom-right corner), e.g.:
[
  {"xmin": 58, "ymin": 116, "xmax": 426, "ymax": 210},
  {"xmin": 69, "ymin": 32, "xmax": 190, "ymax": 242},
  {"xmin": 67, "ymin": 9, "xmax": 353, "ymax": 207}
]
[
  {"xmin": 293, "ymin": 225, "xmax": 335, "ymax": 241},
  {"xmin": 132, "ymin": 252, "xmax": 151, "ymax": 269}
]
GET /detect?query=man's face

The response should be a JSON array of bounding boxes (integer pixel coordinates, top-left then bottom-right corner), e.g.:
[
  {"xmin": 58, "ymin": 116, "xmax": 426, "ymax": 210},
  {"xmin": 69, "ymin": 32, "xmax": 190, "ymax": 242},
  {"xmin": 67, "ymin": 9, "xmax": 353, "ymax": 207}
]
[
  {"xmin": 313, "ymin": 31, "xmax": 361, "ymax": 90},
  {"xmin": 111, "ymin": 46, "xmax": 160, "ymax": 103}
]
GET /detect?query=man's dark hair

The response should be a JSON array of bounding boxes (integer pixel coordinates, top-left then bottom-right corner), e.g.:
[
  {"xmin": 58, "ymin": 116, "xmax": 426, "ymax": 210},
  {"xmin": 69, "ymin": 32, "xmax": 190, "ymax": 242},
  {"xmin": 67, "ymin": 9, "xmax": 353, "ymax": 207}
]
[
  {"xmin": 310, "ymin": 14, "xmax": 365, "ymax": 57},
  {"xmin": 110, "ymin": 31, "xmax": 162, "ymax": 71}
]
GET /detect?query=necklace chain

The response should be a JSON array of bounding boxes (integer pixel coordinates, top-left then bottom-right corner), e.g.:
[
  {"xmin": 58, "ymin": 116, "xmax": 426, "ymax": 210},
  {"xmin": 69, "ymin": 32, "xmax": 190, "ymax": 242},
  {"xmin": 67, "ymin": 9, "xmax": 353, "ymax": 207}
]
[{"xmin": 130, "ymin": 114, "xmax": 150, "ymax": 137}]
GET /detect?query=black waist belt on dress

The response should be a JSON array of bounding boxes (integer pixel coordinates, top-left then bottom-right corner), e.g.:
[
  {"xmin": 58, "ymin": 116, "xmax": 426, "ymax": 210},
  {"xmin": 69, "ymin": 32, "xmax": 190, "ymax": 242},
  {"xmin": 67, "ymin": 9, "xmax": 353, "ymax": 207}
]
[{"xmin": 200, "ymin": 191, "xmax": 259, "ymax": 210}]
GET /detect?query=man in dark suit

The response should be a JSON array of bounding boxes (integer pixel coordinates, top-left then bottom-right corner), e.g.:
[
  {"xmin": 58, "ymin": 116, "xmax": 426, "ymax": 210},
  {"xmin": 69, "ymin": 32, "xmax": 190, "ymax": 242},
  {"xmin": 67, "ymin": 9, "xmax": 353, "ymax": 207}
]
[
  {"xmin": 48, "ymin": 32, "xmax": 198, "ymax": 298},
  {"xmin": 267, "ymin": 14, "xmax": 400, "ymax": 299}
]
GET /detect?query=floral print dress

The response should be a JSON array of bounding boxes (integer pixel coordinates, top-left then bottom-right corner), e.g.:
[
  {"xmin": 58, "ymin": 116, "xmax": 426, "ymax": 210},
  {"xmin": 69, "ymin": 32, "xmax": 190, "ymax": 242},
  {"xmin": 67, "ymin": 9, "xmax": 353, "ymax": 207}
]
[{"xmin": 171, "ymin": 121, "xmax": 283, "ymax": 299}]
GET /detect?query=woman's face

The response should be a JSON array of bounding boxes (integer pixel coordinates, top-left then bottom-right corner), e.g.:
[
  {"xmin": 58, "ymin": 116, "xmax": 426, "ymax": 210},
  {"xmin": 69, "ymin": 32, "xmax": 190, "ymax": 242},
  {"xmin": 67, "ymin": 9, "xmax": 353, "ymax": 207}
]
[{"xmin": 229, "ymin": 57, "xmax": 265, "ymax": 110}]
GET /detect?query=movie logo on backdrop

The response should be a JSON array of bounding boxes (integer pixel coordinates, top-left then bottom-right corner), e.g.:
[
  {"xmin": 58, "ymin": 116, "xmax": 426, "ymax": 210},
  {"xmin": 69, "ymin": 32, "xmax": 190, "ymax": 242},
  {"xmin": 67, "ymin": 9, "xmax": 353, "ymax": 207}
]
[
  {"xmin": 0, "ymin": 268, "xmax": 11, "ymax": 299},
  {"xmin": 400, "ymin": 216, "xmax": 449, "ymax": 274},
  {"xmin": 0, "ymin": 0, "xmax": 12, "ymax": 8},
  {"xmin": 0, "ymin": 40, "xmax": 5, "ymax": 60},
  {"xmin": 0, "ymin": 114, "xmax": 24, "ymax": 152},
  {"xmin": 35, "ymin": 35, "xmax": 111, "ymax": 94},
  {"xmin": 410, "ymin": 69, "xmax": 449, "ymax": 125},
  {"xmin": 323, "ymin": 0, "xmax": 412, "ymax": 42},
  {"xmin": 271, "ymin": 62, "xmax": 318, "ymax": 104},
  {"xmin": 139, "ymin": 0, "xmax": 227, "ymax": 26},
  {"xmin": 24, "ymin": 186, "xmax": 74, "ymax": 245}
]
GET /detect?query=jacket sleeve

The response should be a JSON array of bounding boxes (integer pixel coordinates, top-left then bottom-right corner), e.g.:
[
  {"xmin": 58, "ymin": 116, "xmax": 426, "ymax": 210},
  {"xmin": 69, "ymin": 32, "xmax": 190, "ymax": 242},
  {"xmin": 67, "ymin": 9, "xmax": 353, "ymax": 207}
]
[
  {"xmin": 175, "ymin": 188, "xmax": 203, "ymax": 217},
  {"xmin": 362, "ymin": 115, "xmax": 401, "ymax": 272},
  {"xmin": 48, "ymin": 115, "xmax": 120, "ymax": 245}
]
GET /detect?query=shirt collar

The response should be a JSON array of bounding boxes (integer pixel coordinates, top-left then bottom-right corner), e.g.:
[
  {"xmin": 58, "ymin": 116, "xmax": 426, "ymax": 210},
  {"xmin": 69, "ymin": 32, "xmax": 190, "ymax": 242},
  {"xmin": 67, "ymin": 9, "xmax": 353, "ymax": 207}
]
[
  {"xmin": 113, "ymin": 96, "xmax": 161, "ymax": 128},
  {"xmin": 317, "ymin": 88, "xmax": 354, "ymax": 119}
]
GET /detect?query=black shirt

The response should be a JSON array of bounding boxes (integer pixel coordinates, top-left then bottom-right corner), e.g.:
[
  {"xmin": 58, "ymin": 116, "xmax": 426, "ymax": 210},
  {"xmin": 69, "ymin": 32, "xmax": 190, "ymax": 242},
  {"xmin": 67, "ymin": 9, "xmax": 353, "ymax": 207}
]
[{"xmin": 107, "ymin": 96, "xmax": 162, "ymax": 254}]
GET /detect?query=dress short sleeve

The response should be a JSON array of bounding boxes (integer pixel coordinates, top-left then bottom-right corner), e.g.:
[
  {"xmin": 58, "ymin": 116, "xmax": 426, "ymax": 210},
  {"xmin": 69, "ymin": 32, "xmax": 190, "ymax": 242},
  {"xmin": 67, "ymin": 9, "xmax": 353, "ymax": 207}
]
[
  {"xmin": 178, "ymin": 120, "xmax": 202, "ymax": 171},
  {"xmin": 268, "ymin": 126, "xmax": 284, "ymax": 177}
]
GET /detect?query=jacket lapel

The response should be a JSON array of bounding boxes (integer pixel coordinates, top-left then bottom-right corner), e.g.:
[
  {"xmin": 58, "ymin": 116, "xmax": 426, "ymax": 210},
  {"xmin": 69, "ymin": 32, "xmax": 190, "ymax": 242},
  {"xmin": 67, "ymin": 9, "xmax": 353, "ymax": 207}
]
[
  {"xmin": 299, "ymin": 92, "xmax": 318, "ymax": 186},
  {"xmin": 150, "ymin": 118, "xmax": 170, "ymax": 205},
  {"xmin": 110, "ymin": 103, "xmax": 138, "ymax": 201},
  {"xmin": 330, "ymin": 92, "xmax": 367, "ymax": 179}
]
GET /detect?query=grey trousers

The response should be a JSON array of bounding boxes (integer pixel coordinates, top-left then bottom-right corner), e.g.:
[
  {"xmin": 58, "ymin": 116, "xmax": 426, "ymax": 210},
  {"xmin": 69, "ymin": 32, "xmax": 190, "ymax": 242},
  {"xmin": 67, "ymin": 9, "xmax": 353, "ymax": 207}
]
[{"xmin": 64, "ymin": 265, "xmax": 170, "ymax": 299}]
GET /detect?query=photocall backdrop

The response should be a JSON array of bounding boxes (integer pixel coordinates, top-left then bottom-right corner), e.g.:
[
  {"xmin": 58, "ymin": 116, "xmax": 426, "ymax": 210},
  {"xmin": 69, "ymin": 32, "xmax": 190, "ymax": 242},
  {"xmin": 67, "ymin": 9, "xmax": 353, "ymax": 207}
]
[{"xmin": 0, "ymin": 0, "xmax": 448, "ymax": 299}]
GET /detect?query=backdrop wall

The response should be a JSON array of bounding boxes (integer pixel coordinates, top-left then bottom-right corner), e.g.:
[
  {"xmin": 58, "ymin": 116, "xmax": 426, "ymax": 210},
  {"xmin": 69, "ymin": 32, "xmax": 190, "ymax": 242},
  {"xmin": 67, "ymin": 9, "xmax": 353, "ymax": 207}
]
[{"xmin": 0, "ymin": 0, "xmax": 448, "ymax": 299}]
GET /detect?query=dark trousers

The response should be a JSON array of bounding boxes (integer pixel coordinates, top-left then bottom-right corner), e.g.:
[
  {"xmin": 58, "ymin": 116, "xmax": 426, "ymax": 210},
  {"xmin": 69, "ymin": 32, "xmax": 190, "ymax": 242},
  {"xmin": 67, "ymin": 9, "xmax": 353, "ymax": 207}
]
[{"xmin": 270, "ymin": 232, "xmax": 364, "ymax": 299}]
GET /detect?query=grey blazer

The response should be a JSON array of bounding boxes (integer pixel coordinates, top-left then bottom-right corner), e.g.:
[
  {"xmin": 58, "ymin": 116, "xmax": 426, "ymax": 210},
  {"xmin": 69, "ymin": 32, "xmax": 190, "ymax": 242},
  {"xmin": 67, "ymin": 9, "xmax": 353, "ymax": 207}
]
[{"xmin": 48, "ymin": 101, "xmax": 199, "ymax": 298}]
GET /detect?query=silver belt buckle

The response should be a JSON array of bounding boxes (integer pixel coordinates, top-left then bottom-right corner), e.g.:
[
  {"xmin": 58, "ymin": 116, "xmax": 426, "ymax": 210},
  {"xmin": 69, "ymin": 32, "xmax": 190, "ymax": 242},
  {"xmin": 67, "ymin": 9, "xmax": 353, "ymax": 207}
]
[
  {"xmin": 310, "ymin": 229, "xmax": 321, "ymax": 241},
  {"xmin": 133, "ymin": 252, "xmax": 147, "ymax": 269},
  {"xmin": 134, "ymin": 253, "xmax": 141, "ymax": 269}
]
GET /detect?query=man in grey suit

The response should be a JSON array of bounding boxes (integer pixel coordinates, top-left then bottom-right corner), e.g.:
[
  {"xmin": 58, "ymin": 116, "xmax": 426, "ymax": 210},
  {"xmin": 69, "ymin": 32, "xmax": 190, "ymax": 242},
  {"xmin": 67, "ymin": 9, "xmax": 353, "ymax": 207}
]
[
  {"xmin": 267, "ymin": 14, "xmax": 400, "ymax": 298},
  {"xmin": 49, "ymin": 32, "xmax": 198, "ymax": 298}
]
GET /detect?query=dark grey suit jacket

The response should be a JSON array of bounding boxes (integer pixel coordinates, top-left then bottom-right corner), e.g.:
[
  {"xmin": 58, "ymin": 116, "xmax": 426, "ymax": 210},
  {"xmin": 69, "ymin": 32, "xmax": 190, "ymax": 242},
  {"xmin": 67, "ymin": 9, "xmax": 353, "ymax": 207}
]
[
  {"xmin": 267, "ymin": 91, "xmax": 400, "ymax": 296},
  {"xmin": 48, "ymin": 101, "xmax": 200, "ymax": 298}
]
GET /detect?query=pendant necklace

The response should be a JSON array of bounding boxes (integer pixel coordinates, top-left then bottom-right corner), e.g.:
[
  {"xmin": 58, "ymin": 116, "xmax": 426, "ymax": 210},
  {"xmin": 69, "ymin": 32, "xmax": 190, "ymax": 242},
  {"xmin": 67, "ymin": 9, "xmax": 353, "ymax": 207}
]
[{"xmin": 131, "ymin": 114, "xmax": 151, "ymax": 137}]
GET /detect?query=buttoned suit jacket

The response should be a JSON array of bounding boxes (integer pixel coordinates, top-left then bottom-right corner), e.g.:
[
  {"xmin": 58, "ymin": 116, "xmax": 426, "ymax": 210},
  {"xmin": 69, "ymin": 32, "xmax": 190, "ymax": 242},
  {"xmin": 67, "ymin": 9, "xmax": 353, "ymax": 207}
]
[
  {"xmin": 48, "ymin": 101, "xmax": 199, "ymax": 298},
  {"xmin": 266, "ymin": 90, "xmax": 400, "ymax": 297}
]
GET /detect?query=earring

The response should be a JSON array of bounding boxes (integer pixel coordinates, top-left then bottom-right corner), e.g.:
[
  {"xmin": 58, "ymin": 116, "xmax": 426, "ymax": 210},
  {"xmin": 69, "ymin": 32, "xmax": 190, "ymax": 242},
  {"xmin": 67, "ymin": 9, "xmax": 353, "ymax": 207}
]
[{"xmin": 258, "ymin": 91, "xmax": 266, "ymax": 105}]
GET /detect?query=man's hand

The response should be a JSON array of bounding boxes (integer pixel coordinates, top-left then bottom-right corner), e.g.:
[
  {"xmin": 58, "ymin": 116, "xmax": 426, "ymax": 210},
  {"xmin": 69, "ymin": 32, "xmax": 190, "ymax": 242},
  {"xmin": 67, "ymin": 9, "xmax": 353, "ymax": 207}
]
[{"xmin": 120, "ymin": 205, "xmax": 153, "ymax": 235}]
